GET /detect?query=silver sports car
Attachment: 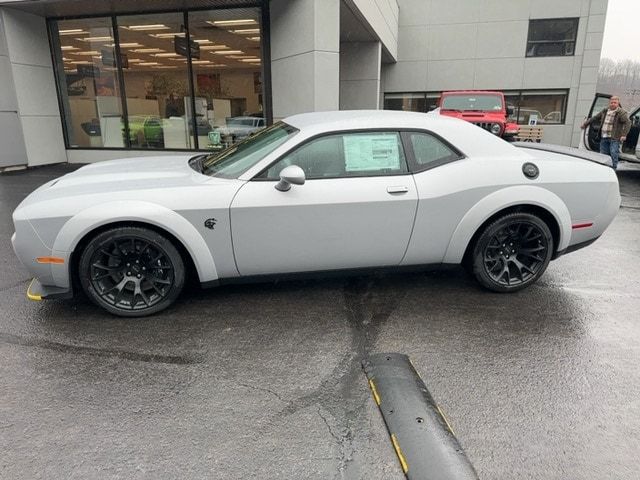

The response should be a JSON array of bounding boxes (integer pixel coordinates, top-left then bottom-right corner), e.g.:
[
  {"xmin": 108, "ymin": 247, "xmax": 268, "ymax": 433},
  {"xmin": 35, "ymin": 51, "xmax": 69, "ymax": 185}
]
[{"xmin": 12, "ymin": 111, "xmax": 620, "ymax": 317}]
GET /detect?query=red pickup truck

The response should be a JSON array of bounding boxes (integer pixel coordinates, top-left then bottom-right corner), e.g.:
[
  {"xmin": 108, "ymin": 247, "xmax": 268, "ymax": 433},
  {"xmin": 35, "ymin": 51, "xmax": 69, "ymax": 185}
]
[{"xmin": 438, "ymin": 90, "xmax": 519, "ymax": 141}]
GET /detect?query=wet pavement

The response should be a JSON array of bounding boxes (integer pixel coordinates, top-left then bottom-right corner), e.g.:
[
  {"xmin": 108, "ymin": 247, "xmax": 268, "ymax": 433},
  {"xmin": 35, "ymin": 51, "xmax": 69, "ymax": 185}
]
[{"xmin": 1, "ymin": 162, "xmax": 639, "ymax": 479}]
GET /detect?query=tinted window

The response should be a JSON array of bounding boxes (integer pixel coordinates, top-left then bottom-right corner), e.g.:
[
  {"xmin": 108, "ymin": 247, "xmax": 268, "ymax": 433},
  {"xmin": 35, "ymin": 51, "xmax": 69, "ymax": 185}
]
[
  {"xmin": 261, "ymin": 132, "xmax": 408, "ymax": 180},
  {"xmin": 441, "ymin": 94, "xmax": 503, "ymax": 111},
  {"xmin": 526, "ymin": 18, "xmax": 579, "ymax": 57},
  {"xmin": 408, "ymin": 132, "xmax": 460, "ymax": 171}
]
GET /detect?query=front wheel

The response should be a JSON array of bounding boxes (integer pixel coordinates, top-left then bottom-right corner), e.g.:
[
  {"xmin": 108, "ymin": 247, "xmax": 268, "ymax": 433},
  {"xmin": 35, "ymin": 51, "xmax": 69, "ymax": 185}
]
[
  {"xmin": 78, "ymin": 226, "xmax": 185, "ymax": 317},
  {"xmin": 471, "ymin": 213, "xmax": 553, "ymax": 292}
]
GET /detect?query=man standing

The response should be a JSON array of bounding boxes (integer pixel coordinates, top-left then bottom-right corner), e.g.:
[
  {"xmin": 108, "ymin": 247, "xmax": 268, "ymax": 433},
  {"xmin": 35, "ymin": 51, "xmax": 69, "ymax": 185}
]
[{"xmin": 581, "ymin": 96, "xmax": 631, "ymax": 170}]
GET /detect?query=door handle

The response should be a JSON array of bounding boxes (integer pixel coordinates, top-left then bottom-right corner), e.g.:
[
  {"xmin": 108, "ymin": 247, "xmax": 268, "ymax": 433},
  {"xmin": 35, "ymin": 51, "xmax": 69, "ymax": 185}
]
[{"xmin": 387, "ymin": 186, "xmax": 409, "ymax": 194}]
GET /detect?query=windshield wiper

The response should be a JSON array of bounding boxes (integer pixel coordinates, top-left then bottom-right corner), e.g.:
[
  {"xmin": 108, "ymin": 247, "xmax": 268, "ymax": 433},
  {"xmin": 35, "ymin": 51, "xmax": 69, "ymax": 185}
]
[{"xmin": 189, "ymin": 154, "xmax": 207, "ymax": 173}]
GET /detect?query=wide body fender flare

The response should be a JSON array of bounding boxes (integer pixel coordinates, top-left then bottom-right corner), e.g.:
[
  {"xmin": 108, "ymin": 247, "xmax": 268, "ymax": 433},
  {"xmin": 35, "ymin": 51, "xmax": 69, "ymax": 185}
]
[
  {"xmin": 443, "ymin": 185, "xmax": 572, "ymax": 264},
  {"xmin": 51, "ymin": 201, "xmax": 218, "ymax": 287}
]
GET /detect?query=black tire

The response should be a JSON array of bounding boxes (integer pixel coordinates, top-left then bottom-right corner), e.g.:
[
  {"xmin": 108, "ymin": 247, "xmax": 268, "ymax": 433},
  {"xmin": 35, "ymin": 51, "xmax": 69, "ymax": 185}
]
[
  {"xmin": 78, "ymin": 226, "xmax": 185, "ymax": 317},
  {"xmin": 471, "ymin": 212, "xmax": 553, "ymax": 293}
]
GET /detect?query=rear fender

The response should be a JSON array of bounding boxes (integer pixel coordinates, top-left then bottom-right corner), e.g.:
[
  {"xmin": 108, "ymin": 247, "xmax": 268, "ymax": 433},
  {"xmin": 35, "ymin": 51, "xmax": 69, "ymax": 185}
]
[
  {"xmin": 443, "ymin": 185, "xmax": 571, "ymax": 263},
  {"xmin": 51, "ymin": 201, "xmax": 217, "ymax": 288}
]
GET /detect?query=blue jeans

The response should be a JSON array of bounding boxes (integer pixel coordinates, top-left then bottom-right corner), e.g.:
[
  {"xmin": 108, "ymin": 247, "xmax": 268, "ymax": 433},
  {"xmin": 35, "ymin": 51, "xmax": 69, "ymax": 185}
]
[{"xmin": 600, "ymin": 137, "xmax": 620, "ymax": 169}]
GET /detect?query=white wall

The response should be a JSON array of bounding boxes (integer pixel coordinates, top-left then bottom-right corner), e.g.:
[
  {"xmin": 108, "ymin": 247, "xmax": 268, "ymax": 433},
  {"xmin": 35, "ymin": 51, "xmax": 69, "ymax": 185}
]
[
  {"xmin": 385, "ymin": 0, "xmax": 609, "ymax": 146},
  {"xmin": 339, "ymin": 41, "xmax": 382, "ymax": 109},
  {"xmin": 345, "ymin": 0, "xmax": 399, "ymax": 61},
  {"xmin": 270, "ymin": 0, "xmax": 340, "ymax": 120},
  {"xmin": 0, "ymin": 10, "xmax": 27, "ymax": 168},
  {"xmin": 1, "ymin": 8, "xmax": 66, "ymax": 166}
]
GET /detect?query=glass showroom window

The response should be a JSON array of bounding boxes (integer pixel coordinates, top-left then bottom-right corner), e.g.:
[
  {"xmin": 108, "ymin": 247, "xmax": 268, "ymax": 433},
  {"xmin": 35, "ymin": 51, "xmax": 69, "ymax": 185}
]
[
  {"xmin": 50, "ymin": 7, "xmax": 266, "ymax": 151},
  {"xmin": 50, "ymin": 18, "xmax": 124, "ymax": 148},
  {"xmin": 384, "ymin": 93, "xmax": 427, "ymax": 112},
  {"xmin": 187, "ymin": 8, "xmax": 265, "ymax": 151},
  {"xmin": 526, "ymin": 18, "xmax": 579, "ymax": 57},
  {"xmin": 508, "ymin": 90, "xmax": 568, "ymax": 125},
  {"xmin": 117, "ymin": 13, "xmax": 194, "ymax": 149},
  {"xmin": 384, "ymin": 93, "xmax": 440, "ymax": 112}
]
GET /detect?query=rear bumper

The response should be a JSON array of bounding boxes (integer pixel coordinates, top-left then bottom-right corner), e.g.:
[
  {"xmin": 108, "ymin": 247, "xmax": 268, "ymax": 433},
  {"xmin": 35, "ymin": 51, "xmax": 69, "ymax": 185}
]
[{"xmin": 552, "ymin": 237, "xmax": 600, "ymax": 260}]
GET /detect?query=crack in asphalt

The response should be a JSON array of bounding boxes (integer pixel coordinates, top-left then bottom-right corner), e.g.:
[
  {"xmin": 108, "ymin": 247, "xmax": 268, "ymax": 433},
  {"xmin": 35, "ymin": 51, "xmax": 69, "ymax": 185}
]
[
  {"xmin": 0, "ymin": 332, "xmax": 203, "ymax": 365},
  {"xmin": 238, "ymin": 382, "xmax": 288, "ymax": 403},
  {"xmin": 247, "ymin": 275, "xmax": 408, "ymax": 479}
]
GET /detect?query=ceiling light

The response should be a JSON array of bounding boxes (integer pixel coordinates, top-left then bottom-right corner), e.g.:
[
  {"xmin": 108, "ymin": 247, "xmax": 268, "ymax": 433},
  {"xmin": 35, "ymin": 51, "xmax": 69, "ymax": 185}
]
[
  {"xmin": 153, "ymin": 53, "xmax": 180, "ymax": 57},
  {"xmin": 213, "ymin": 50, "xmax": 243, "ymax": 55},
  {"xmin": 231, "ymin": 28, "xmax": 260, "ymax": 34},
  {"xmin": 132, "ymin": 48, "xmax": 165, "ymax": 53},
  {"xmin": 191, "ymin": 60, "xmax": 211, "ymax": 64},
  {"xmin": 125, "ymin": 24, "xmax": 170, "ymax": 31},
  {"xmin": 127, "ymin": 58, "xmax": 143, "ymax": 63},
  {"xmin": 208, "ymin": 19, "xmax": 257, "ymax": 26},
  {"xmin": 168, "ymin": 57, "xmax": 188, "ymax": 62},
  {"xmin": 78, "ymin": 36, "xmax": 113, "ymax": 42},
  {"xmin": 193, "ymin": 39, "xmax": 213, "ymax": 44},
  {"xmin": 248, "ymin": 36, "xmax": 261, "ymax": 41},
  {"xmin": 60, "ymin": 46, "xmax": 79, "ymax": 51},
  {"xmin": 71, "ymin": 50, "xmax": 101, "ymax": 56},
  {"xmin": 152, "ymin": 66, "xmax": 177, "ymax": 69},
  {"xmin": 111, "ymin": 42, "xmax": 143, "ymax": 48},
  {"xmin": 59, "ymin": 29, "xmax": 87, "ymax": 35},
  {"xmin": 70, "ymin": 60, "xmax": 92, "ymax": 64},
  {"xmin": 202, "ymin": 64, "xmax": 227, "ymax": 68},
  {"xmin": 228, "ymin": 55, "xmax": 258, "ymax": 59},
  {"xmin": 137, "ymin": 62, "xmax": 160, "ymax": 66},
  {"xmin": 240, "ymin": 58, "xmax": 261, "ymax": 63},
  {"xmin": 150, "ymin": 32, "xmax": 186, "ymax": 38},
  {"xmin": 200, "ymin": 45, "xmax": 229, "ymax": 50}
]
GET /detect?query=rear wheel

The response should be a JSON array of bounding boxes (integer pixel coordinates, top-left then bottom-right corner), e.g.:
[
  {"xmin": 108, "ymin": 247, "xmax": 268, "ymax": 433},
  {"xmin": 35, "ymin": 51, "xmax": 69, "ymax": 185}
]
[
  {"xmin": 78, "ymin": 226, "xmax": 185, "ymax": 317},
  {"xmin": 471, "ymin": 213, "xmax": 553, "ymax": 292}
]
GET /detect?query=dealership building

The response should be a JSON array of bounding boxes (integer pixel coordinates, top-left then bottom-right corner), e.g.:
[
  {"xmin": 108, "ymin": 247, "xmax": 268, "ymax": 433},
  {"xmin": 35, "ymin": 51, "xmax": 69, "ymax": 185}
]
[{"xmin": 0, "ymin": 0, "xmax": 608, "ymax": 169}]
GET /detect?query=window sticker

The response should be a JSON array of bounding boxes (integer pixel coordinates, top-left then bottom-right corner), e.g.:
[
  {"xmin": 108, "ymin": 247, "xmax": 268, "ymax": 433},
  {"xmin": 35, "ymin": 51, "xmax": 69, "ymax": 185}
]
[{"xmin": 343, "ymin": 134, "xmax": 400, "ymax": 172}]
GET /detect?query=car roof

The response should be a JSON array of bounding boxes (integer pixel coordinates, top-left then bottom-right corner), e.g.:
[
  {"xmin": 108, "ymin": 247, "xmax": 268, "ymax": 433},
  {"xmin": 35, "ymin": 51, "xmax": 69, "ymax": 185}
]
[{"xmin": 284, "ymin": 109, "xmax": 461, "ymax": 131}]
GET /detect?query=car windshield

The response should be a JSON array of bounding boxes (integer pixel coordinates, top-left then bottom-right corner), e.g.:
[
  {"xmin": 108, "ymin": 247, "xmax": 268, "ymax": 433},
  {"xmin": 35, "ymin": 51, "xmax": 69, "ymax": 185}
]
[
  {"xmin": 441, "ymin": 94, "xmax": 503, "ymax": 111},
  {"xmin": 201, "ymin": 122, "xmax": 298, "ymax": 178}
]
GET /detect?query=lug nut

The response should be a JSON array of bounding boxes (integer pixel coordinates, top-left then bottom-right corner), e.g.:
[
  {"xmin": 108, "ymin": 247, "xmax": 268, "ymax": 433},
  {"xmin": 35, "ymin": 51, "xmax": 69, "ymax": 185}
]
[
  {"xmin": 137, "ymin": 274, "xmax": 141, "ymax": 278},
  {"xmin": 136, "ymin": 260, "xmax": 139, "ymax": 264},
  {"xmin": 142, "ymin": 267, "xmax": 146, "ymax": 271},
  {"xmin": 126, "ymin": 263, "xmax": 130, "ymax": 267},
  {"xmin": 127, "ymin": 271, "xmax": 131, "ymax": 276}
]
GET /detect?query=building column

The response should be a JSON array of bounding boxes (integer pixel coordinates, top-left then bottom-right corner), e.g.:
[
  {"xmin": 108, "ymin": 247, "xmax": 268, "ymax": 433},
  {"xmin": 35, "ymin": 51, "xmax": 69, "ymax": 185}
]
[
  {"xmin": 0, "ymin": 8, "xmax": 66, "ymax": 167},
  {"xmin": 0, "ymin": 9, "xmax": 27, "ymax": 169},
  {"xmin": 270, "ymin": 0, "xmax": 340, "ymax": 120},
  {"xmin": 339, "ymin": 41, "xmax": 382, "ymax": 110}
]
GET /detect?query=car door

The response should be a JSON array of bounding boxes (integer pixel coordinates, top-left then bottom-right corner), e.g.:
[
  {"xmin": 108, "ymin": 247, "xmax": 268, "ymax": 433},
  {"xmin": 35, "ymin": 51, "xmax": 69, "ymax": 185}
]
[
  {"xmin": 622, "ymin": 106, "xmax": 640, "ymax": 161},
  {"xmin": 230, "ymin": 131, "xmax": 418, "ymax": 276},
  {"xmin": 584, "ymin": 93, "xmax": 611, "ymax": 151}
]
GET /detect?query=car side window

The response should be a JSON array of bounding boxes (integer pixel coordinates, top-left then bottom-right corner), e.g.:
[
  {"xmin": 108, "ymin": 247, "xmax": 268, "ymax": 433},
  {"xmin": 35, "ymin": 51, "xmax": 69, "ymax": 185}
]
[
  {"xmin": 406, "ymin": 132, "xmax": 461, "ymax": 172},
  {"xmin": 260, "ymin": 131, "xmax": 408, "ymax": 180}
]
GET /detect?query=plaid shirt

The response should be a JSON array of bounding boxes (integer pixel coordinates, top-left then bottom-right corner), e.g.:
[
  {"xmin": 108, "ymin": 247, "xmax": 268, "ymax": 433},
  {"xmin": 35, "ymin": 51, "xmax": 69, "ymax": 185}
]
[{"xmin": 601, "ymin": 107, "xmax": 619, "ymax": 138}]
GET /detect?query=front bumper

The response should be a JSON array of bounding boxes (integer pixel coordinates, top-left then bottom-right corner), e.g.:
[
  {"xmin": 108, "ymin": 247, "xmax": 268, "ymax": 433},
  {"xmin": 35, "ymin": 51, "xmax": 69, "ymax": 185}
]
[
  {"xmin": 12, "ymin": 223, "xmax": 73, "ymax": 300},
  {"xmin": 26, "ymin": 278, "xmax": 73, "ymax": 301}
]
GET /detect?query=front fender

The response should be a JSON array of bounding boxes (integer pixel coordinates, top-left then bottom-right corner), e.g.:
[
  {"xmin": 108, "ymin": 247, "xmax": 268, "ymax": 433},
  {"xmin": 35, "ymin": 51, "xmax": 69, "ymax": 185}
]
[
  {"xmin": 50, "ymin": 201, "xmax": 218, "ymax": 288},
  {"xmin": 442, "ymin": 185, "xmax": 571, "ymax": 264}
]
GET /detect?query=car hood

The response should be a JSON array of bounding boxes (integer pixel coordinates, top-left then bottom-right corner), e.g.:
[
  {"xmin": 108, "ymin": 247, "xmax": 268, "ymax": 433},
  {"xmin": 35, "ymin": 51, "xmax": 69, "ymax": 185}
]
[{"xmin": 14, "ymin": 155, "xmax": 243, "ymax": 217}]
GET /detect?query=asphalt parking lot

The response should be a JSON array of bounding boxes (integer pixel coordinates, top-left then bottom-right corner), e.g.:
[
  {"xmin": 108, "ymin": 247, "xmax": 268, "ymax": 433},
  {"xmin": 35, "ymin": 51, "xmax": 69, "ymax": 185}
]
[{"xmin": 1, "ymin": 162, "xmax": 640, "ymax": 480}]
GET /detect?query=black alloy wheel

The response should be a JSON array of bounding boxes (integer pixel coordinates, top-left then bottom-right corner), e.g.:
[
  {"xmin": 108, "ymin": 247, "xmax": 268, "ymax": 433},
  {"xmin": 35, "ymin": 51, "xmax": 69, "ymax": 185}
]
[
  {"xmin": 471, "ymin": 212, "xmax": 553, "ymax": 292},
  {"xmin": 79, "ymin": 227, "xmax": 185, "ymax": 317}
]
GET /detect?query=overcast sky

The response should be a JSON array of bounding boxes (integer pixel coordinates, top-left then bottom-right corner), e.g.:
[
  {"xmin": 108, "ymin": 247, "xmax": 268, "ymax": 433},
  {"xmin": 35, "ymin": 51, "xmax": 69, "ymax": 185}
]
[{"xmin": 600, "ymin": 0, "xmax": 638, "ymax": 62}]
